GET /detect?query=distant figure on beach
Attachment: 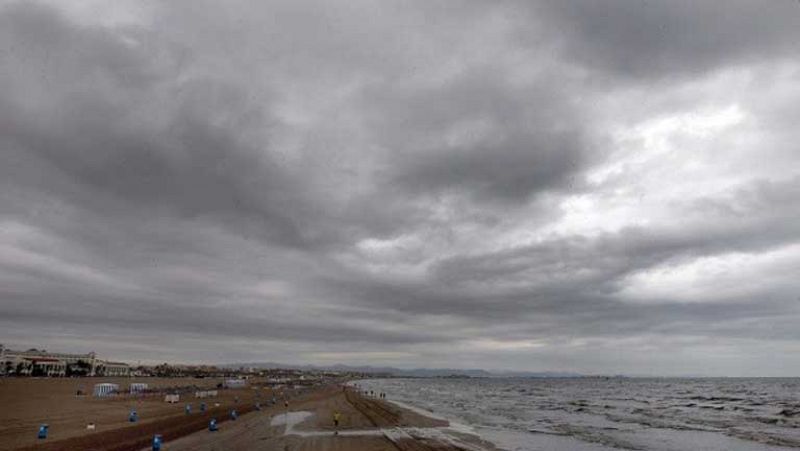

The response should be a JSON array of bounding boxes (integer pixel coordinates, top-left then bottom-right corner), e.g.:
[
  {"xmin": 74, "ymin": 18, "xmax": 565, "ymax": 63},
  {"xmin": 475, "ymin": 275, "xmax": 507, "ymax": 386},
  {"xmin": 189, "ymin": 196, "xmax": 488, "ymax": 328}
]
[{"xmin": 333, "ymin": 411, "xmax": 341, "ymax": 435}]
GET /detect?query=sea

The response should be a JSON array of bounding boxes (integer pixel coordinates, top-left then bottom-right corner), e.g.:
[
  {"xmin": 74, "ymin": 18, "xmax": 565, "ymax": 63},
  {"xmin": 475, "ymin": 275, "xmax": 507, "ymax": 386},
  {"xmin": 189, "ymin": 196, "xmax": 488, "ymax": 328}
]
[{"xmin": 356, "ymin": 377, "xmax": 800, "ymax": 451}]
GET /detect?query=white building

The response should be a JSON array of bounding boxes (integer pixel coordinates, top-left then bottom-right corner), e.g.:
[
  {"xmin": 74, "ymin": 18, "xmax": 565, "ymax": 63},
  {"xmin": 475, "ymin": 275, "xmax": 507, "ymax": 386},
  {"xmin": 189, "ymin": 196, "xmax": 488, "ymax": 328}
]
[
  {"xmin": 0, "ymin": 344, "xmax": 130, "ymax": 377},
  {"xmin": 223, "ymin": 378, "xmax": 247, "ymax": 388},
  {"xmin": 94, "ymin": 361, "xmax": 131, "ymax": 377}
]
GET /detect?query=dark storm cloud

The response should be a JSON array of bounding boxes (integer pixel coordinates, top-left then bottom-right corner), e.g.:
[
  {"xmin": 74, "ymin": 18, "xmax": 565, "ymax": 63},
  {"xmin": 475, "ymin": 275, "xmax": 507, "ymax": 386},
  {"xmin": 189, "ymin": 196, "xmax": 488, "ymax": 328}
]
[
  {"xmin": 0, "ymin": 4, "xmax": 319, "ymax": 248},
  {"xmin": 360, "ymin": 67, "xmax": 587, "ymax": 202},
  {"xmin": 320, "ymin": 174, "xmax": 800, "ymax": 319},
  {"xmin": 536, "ymin": 0, "xmax": 800, "ymax": 80},
  {"xmin": 1, "ymin": 0, "xmax": 798, "ymax": 374}
]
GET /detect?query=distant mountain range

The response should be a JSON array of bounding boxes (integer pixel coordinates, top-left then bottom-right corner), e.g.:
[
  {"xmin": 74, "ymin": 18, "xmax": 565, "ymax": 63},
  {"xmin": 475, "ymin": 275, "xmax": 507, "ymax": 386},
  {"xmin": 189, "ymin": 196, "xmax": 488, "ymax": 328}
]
[{"xmin": 219, "ymin": 362, "xmax": 583, "ymax": 378}]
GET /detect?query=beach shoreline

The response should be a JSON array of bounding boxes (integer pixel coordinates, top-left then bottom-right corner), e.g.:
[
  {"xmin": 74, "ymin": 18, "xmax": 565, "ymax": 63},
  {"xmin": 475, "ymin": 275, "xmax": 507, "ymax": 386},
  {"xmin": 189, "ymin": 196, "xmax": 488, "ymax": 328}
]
[
  {"xmin": 162, "ymin": 385, "xmax": 500, "ymax": 451},
  {"xmin": 1, "ymin": 377, "xmax": 498, "ymax": 451}
]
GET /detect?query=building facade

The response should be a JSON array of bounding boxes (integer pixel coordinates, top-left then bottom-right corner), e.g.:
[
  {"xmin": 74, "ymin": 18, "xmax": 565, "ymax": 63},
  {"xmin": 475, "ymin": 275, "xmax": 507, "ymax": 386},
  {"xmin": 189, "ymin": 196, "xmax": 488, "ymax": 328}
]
[{"xmin": 0, "ymin": 344, "xmax": 130, "ymax": 377}]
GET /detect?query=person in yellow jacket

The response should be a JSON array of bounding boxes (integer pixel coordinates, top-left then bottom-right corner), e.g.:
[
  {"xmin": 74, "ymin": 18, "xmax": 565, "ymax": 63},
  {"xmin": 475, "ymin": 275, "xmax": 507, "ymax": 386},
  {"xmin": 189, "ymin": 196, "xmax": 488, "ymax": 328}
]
[{"xmin": 333, "ymin": 411, "xmax": 341, "ymax": 435}]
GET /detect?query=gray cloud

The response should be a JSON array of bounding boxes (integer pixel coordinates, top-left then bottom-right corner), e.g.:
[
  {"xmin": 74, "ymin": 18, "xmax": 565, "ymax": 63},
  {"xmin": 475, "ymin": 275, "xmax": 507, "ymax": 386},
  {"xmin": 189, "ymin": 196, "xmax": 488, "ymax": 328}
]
[
  {"xmin": 536, "ymin": 0, "xmax": 800, "ymax": 80},
  {"xmin": 0, "ymin": 0, "xmax": 798, "ymax": 375}
]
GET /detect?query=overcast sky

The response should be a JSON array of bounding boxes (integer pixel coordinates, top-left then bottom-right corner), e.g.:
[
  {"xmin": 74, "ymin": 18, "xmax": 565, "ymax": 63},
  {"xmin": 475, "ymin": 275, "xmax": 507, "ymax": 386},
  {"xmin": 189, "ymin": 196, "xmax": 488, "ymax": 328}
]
[{"xmin": 1, "ymin": 0, "xmax": 799, "ymax": 376}]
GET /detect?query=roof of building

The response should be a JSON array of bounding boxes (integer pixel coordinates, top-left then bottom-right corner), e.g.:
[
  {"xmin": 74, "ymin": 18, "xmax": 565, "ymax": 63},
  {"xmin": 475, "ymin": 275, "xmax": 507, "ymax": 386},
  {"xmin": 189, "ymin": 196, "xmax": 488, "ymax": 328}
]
[{"xmin": 23, "ymin": 357, "xmax": 62, "ymax": 362}]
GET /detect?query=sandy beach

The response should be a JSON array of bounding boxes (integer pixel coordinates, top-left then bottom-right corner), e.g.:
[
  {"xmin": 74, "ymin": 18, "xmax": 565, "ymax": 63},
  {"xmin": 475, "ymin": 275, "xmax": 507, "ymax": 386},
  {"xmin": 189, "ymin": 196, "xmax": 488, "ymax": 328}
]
[
  {"xmin": 163, "ymin": 385, "xmax": 498, "ymax": 451},
  {"xmin": 1, "ymin": 378, "xmax": 497, "ymax": 451},
  {"xmin": 0, "ymin": 376, "xmax": 282, "ymax": 450}
]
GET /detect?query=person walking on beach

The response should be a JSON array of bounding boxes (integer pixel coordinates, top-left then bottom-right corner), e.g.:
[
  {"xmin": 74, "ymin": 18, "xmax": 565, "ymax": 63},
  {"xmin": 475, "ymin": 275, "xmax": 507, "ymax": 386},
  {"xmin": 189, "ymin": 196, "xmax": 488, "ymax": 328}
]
[{"xmin": 333, "ymin": 411, "xmax": 341, "ymax": 435}]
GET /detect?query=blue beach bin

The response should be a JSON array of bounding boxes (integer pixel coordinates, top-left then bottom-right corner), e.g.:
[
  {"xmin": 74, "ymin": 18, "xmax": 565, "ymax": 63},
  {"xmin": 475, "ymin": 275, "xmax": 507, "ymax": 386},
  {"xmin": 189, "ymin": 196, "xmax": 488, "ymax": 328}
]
[
  {"xmin": 152, "ymin": 434, "xmax": 162, "ymax": 451},
  {"xmin": 200, "ymin": 402, "xmax": 206, "ymax": 412},
  {"xmin": 185, "ymin": 404, "xmax": 192, "ymax": 415},
  {"xmin": 209, "ymin": 418, "xmax": 218, "ymax": 431},
  {"xmin": 129, "ymin": 409, "xmax": 138, "ymax": 422},
  {"xmin": 230, "ymin": 409, "xmax": 238, "ymax": 420},
  {"xmin": 37, "ymin": 424, "xmax": 48, "ymax": 439}
]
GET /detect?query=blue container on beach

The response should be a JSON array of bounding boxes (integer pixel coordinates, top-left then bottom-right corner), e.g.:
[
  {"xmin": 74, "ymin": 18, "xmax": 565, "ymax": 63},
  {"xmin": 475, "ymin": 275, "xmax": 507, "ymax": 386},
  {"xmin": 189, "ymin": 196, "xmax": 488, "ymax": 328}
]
[
  {"xmin": 37, "ymin": 424, "xmax": 48, "ymax": 439},
  {"xmin": 152, "ymin": 434, "xmax": 162, "ymax": 451},
  {"xmin": 230, "ymin": 409, "xmax": 238, "ymax": 420},
  {"xmin": 200, "ymin": 402, "xmax": 206, "ymax": 412},
  {"xmin": 209, "ymin": 418, "xmax": 218, "ymax": 432},
  {"xmin": 129, "ymin": 410, "xmax": 138, "ymax": 422},
  {"xmin": 185, "ymin": 404, "xmax": 192, "ymax": 414}
]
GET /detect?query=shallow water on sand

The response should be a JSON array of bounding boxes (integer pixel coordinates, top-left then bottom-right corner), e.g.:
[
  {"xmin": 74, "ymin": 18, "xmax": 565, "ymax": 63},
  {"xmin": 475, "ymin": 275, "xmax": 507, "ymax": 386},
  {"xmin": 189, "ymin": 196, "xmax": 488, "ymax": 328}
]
[
  {"xmin": 270, "ymin": 410, "xmax": 314, "ymax": 434},
  {"xmin": 357, "ymin": 378, "xmax": 800, "ymax": 451}
]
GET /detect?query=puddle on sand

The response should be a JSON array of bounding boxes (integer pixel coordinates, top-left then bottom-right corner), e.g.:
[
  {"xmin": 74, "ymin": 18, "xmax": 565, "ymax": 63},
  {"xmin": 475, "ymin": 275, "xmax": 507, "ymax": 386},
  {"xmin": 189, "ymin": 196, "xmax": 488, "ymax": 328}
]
[
  {"xmin": 270, "ymin": 411, "xmax": 314, "ymax": 435},
  {"xmin": 270, "ymin": 410, "xmax": 385, "ymax": 438}
]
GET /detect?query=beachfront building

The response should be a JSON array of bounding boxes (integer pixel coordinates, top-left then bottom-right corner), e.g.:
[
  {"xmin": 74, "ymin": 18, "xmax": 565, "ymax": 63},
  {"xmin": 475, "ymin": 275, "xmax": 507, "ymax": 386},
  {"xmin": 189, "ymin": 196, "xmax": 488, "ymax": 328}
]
[
  {"xmin": 0, "ymin": 344, "xmax": 130, "ymax": 377},
  {"xmin": 94, "ymin": 361, "xmax": 132, "ymax": 377},
  {"xmin": 223, "ymin": 378, "xmax": 247, "ymax": 388}
]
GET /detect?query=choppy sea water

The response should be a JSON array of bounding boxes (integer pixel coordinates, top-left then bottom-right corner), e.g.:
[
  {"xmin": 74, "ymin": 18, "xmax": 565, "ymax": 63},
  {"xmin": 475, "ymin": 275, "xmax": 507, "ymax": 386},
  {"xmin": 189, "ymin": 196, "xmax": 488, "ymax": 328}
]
[{"xmin": 356, "ymin": 377, "xmax": 800, "ymax": 451}]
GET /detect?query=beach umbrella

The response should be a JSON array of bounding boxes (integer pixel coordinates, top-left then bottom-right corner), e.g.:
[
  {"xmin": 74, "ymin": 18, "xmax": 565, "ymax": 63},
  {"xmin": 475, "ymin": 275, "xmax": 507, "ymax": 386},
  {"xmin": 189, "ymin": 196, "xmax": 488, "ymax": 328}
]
[{"xmin": 37, "ymin": 424, "xmax": 48, "ymax": 439}]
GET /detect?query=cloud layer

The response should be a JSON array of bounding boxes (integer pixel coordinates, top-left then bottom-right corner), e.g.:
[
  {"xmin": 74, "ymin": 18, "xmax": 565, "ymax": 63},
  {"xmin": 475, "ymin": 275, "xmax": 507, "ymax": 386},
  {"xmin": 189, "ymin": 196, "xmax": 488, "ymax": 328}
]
[{"xmin": 1, "ymin": 0, "xmax": 799, "ymax": 375}]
